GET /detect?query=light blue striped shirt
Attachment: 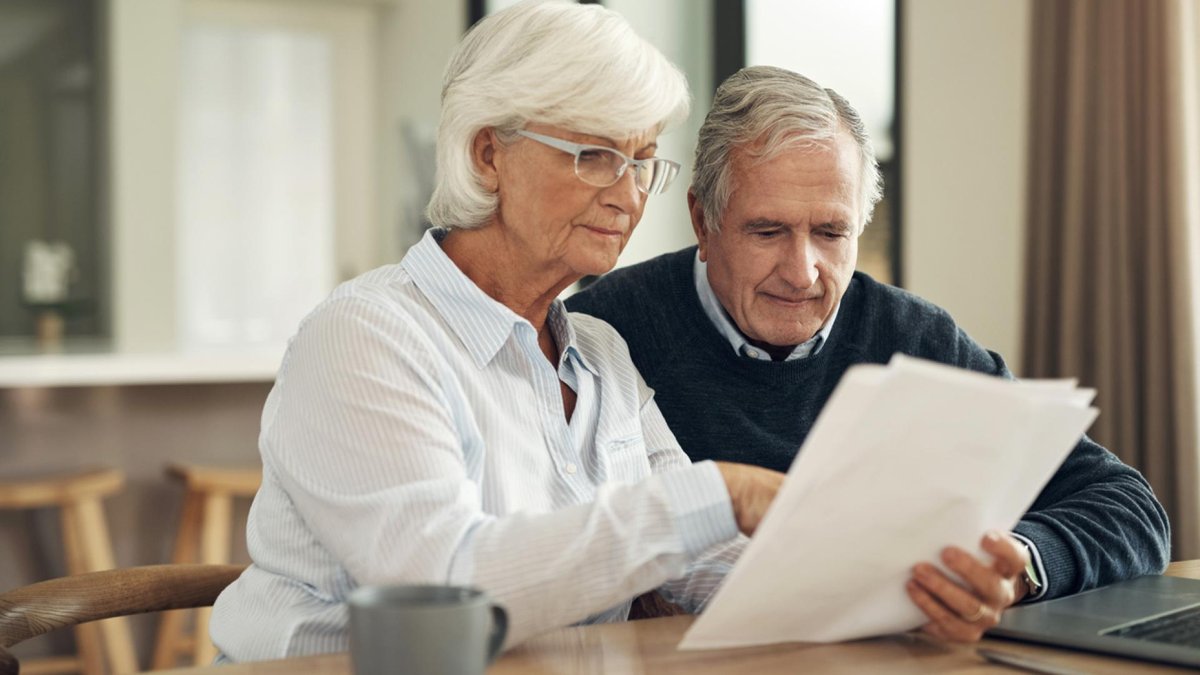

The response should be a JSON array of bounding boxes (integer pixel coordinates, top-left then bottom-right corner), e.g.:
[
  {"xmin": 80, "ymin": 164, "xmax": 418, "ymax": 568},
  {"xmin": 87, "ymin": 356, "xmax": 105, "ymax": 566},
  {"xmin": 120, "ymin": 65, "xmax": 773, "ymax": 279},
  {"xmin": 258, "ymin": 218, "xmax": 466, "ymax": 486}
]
[
  {"xmin": 211, "ymin": 229, "xmax": 743, "ymax": 661},
  {"xmin": 693, "ymin": 251, "xmax": 838, "ymax": 361}
]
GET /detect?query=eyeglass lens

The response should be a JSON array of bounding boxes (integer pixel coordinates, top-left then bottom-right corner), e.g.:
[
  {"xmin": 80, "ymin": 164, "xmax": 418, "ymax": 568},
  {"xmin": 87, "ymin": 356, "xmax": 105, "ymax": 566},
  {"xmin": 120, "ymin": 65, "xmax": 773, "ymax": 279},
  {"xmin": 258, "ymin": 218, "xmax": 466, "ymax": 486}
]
[{"xmin": 574, "ymin": 149, "xmax": 676, "ymax": 194}]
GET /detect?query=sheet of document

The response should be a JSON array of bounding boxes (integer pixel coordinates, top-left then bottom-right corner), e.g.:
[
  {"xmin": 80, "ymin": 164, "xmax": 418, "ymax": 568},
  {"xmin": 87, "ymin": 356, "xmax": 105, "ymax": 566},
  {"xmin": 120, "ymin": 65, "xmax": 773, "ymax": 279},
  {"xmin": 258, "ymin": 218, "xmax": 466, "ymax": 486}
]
[{"xmin": 679, "ymin": 355, "xmax": 1098, "ymax": 650}]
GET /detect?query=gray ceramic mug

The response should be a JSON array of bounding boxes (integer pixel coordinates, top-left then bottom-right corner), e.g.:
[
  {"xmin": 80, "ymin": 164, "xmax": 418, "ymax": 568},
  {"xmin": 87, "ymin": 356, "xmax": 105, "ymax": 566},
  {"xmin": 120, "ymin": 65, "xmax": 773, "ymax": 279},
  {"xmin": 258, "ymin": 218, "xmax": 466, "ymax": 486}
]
[{"xmin": 347, "ymin": 585, "xmax": 508, "ymax": 675}]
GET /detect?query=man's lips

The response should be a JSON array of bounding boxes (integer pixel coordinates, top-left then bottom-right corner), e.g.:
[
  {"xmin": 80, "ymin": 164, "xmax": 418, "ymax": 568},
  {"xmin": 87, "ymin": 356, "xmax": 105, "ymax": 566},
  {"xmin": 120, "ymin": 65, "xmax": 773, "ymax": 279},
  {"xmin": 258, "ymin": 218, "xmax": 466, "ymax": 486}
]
[{"xmin": 761, "ymin": 292, "xmax": 822, "ymax": 305}]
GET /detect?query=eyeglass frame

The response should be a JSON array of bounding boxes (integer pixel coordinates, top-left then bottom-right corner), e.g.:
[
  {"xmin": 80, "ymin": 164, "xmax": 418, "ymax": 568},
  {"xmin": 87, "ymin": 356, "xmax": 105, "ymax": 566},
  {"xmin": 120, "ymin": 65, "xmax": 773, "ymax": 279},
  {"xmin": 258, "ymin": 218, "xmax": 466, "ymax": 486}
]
[{"xmin": 513, "ymin": 129, "xmax": 681, "ymax": 195}]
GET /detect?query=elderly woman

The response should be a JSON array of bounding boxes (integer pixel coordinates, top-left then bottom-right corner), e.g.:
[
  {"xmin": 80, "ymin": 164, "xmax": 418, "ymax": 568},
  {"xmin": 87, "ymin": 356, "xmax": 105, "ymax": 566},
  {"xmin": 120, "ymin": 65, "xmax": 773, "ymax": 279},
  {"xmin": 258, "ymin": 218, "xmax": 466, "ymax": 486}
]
[{"xmin": 210, "ymin": 0, "xmax": 781, "ymax": 661}]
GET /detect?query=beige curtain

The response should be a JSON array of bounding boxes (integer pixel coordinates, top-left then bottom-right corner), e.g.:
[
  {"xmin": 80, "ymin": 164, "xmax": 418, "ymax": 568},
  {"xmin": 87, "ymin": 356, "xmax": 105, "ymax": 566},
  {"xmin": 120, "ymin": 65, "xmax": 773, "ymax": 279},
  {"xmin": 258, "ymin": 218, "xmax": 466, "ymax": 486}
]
[{"xmin": 1024, "ymin": 0, "xmax": 1200, "ymax": 558}]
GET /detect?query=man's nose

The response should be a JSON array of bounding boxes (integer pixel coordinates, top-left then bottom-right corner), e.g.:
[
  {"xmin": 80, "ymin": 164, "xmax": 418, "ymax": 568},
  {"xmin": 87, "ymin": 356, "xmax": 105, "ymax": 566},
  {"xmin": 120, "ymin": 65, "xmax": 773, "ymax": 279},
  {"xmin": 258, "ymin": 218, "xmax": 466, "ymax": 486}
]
[{"xmin": 776, "ymin": 237, "xmax": 819, "ymax": 289}]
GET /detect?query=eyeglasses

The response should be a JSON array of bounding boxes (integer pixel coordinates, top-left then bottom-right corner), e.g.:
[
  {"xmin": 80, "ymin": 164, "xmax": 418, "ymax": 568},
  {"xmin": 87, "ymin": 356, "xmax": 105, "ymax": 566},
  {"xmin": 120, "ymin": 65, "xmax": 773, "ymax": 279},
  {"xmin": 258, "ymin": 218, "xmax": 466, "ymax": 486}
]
[{"xmin": 515, "ymin": 129, "xmax": 681, "ymax": 195}]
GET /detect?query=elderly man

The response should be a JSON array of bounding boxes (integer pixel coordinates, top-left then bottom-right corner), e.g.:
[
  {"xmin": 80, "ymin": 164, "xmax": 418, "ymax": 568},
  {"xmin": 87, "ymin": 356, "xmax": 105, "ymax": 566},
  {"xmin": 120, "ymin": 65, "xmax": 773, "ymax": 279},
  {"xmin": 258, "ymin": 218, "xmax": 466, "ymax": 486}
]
[{"xmin": 567, "ymin": 65, "xmax": 1170, "ymax": 642}]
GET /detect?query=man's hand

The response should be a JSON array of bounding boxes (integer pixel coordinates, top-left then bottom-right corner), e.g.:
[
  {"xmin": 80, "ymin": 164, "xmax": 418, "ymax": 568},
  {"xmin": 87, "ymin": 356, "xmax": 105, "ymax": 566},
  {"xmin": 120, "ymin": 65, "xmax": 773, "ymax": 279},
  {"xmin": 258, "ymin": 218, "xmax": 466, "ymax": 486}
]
[
  {"xmin": 714, "ymin": 462, "xmax": 785, "ymax": 536},
  {"xmin": 905, "ymin": 531, "xmax": 1030, "ymax": 642}
]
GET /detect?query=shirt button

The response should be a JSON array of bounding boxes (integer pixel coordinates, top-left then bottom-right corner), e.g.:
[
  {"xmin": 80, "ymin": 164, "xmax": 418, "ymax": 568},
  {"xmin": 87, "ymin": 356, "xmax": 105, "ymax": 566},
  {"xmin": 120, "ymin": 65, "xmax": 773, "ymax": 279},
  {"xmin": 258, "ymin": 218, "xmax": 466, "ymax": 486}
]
[
  {"xmin": 746, "ymin": 349, "xmax": 759, "ymax": 359},
  {"xmin": 565, "ymin": 463, "xmax": 578, "ymax": 475}
]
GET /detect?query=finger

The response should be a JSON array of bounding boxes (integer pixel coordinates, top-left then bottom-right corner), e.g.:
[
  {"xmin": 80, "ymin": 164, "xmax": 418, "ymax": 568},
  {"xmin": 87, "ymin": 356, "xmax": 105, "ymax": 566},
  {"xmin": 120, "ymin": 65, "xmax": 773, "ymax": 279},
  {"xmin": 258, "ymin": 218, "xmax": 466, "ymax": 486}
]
[
  {"xmin": 939, "ymin": 547, "xmax": 1015, "ymax": 608},
  {"xmin": 913, "ymin": 563, "xmax": 1000, "ymax": 627},
  {"xmin": 921, "ymin": 621, "xmax": 949, "ymax": 641},
  {"xmin": 906, "ymin": 578, "xmax": 986, "ymax": 642},
  {"xmin": 980, "ymin": 531, "xmax": 1028, "ymax": 577}
]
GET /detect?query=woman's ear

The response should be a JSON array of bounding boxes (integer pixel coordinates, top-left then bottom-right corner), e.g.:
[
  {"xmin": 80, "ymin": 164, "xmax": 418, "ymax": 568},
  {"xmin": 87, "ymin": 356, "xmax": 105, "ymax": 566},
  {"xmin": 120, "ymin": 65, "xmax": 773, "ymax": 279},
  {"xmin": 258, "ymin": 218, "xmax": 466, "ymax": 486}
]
[{"xmin": 472, "ymin": 128, "xmax": 500, "ymax": 193}]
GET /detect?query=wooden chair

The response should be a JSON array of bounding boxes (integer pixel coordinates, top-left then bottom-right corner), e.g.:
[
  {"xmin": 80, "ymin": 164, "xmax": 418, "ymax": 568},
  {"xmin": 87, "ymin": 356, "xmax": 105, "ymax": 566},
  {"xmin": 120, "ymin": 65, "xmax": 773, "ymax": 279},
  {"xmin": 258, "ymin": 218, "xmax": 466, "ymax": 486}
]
[
  {"xmin": 0, "ymin": 469, "xmax": 133, "ymax": 675},
  {"xmin": 151, "ymin": 465, "xmax": 260, "ymax": 670},
  {"xmin": 0, "ymin": 564, "xmax": 245, "ymax": 675}
]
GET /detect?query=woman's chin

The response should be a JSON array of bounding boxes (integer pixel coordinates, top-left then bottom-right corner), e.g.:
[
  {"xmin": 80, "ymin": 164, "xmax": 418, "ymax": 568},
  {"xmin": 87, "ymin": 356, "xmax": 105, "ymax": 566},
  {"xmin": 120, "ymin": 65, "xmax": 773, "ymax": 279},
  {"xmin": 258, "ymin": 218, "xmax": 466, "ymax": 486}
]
[{"xmin": 565, "ymin": 247, "xmax": 622, "ymax": 278}]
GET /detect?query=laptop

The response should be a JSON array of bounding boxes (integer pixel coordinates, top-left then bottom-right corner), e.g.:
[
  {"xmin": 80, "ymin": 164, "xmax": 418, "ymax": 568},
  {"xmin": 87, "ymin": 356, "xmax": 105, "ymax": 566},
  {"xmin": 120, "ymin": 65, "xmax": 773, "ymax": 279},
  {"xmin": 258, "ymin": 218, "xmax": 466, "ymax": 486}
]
[{"xmin": 988, "ymin": 575, "xmax": 1200, "ymax": 668}]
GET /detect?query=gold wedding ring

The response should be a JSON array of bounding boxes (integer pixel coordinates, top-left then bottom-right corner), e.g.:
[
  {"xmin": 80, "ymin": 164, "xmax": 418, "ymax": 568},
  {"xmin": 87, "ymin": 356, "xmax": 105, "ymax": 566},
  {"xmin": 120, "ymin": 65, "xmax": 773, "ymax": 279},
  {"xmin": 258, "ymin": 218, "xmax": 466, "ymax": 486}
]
[{"xmin": 963, "ymin": 604, "xmax": 988, "ymax": 623}]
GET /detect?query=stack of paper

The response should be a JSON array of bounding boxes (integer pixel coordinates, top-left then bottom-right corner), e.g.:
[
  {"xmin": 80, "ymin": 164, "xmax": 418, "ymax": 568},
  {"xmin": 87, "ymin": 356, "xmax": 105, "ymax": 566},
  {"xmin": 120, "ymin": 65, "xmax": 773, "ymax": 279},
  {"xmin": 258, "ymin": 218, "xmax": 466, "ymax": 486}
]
[{"xmin": 679, "ymin": 354, "xmax": 1098, "ymax": 650}]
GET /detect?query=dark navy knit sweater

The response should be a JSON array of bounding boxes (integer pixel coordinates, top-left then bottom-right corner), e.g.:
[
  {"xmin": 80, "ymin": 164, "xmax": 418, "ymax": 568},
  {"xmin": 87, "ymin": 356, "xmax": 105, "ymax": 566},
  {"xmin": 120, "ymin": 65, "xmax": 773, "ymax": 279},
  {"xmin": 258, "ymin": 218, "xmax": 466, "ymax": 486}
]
[{"xmin": 567, "ymin": 246, "xmax": 1170, "ymax": 601}]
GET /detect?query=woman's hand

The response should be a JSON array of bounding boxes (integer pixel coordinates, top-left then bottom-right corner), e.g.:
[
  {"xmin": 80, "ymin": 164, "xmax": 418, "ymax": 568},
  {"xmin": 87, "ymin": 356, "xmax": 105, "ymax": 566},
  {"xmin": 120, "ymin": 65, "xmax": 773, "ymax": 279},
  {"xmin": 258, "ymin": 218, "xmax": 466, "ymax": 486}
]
[
  {"xmin": 714, "ymin": 462, "xmax": 786, "ymax": 536},
  {"xmin": 906, "ymin": 531, "xmax": 1030, "ymax": 642}
]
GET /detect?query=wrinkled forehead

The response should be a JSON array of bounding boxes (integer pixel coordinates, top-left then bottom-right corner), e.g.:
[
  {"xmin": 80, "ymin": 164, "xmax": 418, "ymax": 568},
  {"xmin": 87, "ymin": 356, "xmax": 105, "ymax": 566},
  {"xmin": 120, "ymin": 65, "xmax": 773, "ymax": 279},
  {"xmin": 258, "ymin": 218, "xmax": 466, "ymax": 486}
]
[
  {"xmin": 554, "ymin": 123, "xmax": 660, "ymax": 147},
  {"xmin": 733, "ymin": 132, "xmax": 861, "ymax": 186}
]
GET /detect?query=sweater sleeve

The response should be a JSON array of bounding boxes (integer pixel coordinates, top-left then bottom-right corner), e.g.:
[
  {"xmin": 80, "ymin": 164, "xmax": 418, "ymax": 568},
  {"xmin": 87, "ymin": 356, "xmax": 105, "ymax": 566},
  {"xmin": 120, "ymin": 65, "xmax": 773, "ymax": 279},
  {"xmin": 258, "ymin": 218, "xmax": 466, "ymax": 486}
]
[{"xmin": 946, "ymin": 326, "xmax": 1171, "ymax": 600}]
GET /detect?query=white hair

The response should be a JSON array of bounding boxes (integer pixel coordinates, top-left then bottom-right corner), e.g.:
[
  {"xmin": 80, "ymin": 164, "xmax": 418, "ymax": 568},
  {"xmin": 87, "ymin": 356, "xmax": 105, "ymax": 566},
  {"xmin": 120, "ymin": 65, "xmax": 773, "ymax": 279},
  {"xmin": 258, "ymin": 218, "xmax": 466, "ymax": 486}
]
[
  {"xmin": 691, "ymin": 65, "xmax": 883, "ymax": 233},
  {"xmin": 426, "ymin": 0, "xmax": 691, "ymax": 230}
]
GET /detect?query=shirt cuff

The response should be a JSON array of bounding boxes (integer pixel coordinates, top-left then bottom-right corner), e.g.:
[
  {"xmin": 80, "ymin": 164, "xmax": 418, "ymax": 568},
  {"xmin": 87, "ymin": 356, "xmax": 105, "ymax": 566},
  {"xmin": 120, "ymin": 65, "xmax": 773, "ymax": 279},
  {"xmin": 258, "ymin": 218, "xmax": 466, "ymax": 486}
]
[
  {"xmin": 1010, "ymin": 531, "xmax": 1049, "ymax": 602},
  {"xmin": 658, "ymin": 460, "xmax": 739, "ymax": 558}
]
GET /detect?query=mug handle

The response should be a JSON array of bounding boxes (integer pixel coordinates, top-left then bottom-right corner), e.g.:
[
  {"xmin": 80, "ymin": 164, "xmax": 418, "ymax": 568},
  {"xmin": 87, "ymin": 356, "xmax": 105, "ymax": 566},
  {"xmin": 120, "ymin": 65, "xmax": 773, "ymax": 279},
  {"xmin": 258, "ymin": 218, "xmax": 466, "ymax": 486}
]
[{"xmin": 486, "ymin": 604, "xmax": 508, "ymax": 663}]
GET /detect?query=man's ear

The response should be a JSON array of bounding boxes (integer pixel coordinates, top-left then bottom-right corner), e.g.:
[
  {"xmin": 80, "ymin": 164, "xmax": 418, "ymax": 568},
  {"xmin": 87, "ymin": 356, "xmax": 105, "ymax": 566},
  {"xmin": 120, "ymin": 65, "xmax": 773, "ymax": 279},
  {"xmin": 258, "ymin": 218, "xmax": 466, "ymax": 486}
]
[
  {"xmin": 472, "ymin": 128, "xmax": 500, "ymax": 193},
  {"xmin": 688, "ymin": 189, "xmax": 710, "ymax": 262}
]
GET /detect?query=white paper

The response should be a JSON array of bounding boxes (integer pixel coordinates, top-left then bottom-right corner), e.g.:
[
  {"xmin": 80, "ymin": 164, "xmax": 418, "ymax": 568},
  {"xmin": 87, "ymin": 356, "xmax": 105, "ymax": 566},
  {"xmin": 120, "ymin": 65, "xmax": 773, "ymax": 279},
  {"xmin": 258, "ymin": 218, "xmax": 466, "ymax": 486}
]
[{"xmin": 679, "ymin": 355, "xmax": 1098, "ymax": 650}]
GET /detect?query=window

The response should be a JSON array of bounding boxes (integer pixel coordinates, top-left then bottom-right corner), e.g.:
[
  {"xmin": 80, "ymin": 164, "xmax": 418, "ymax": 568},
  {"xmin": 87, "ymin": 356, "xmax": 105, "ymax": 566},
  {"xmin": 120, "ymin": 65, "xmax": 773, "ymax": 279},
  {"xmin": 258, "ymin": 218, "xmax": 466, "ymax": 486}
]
[
  {"xmin": 743, "ymin": 0, "xmax": 901, "ymax": 284},
  {"xmin": 175, "ymin": 0, "xmax": 379, "ymax": 351}
]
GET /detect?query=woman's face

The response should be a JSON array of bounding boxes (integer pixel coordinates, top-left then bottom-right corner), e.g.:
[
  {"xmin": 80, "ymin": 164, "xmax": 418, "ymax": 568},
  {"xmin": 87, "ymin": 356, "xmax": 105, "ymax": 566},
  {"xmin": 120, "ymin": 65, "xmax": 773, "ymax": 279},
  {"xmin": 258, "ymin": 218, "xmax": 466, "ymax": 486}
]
[{"xmin": 485, "ymin": 123, "xmax": 660, "ymax": 279}]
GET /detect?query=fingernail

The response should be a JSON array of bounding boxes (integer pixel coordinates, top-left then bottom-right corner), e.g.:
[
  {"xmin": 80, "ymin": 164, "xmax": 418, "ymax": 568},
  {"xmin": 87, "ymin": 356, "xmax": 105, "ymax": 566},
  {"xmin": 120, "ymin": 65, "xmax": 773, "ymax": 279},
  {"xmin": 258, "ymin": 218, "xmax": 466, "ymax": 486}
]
[{"xmin": 985, "ymin": 530, "xmax": 1002, "ymax": 543}]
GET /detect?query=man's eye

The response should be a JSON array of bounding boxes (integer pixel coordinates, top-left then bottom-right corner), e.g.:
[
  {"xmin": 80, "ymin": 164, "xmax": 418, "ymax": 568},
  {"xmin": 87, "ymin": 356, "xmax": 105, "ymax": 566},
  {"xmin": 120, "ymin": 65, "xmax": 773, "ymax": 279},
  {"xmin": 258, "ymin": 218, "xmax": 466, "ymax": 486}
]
[
  {"xmin": 820, "ymin": 231, "xmax": 846, "ymax": 240},
  {"xmin": 754, "ymin": 230, "xmax": 781, "ymax": 239}
]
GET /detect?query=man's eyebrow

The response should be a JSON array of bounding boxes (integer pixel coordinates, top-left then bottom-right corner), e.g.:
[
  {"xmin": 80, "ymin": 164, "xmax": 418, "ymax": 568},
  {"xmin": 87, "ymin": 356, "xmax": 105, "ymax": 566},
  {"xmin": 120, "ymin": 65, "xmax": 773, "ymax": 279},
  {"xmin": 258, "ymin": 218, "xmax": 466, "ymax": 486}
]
[
  {"xmin": 817, "ymin": 221, "xmax": 855, "ymax": 234},
  {"xmin": 741, "ymin": 218, "xmax": 789, "ymax": 232}
]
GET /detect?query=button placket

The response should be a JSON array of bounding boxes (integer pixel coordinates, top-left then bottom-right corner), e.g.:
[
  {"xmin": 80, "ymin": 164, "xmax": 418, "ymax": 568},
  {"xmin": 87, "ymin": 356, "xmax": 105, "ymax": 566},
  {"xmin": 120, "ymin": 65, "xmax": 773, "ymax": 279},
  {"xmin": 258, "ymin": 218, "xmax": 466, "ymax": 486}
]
[{"xmin": 520, "ymin": 323, "xmax": 580, "ymax": 482}]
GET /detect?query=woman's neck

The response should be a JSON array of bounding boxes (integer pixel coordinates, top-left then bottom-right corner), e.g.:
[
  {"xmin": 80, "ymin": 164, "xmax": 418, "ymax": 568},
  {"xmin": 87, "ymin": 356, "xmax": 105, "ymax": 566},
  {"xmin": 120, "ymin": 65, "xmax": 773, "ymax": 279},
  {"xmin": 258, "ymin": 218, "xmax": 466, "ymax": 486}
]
[{"xmin": 440, "ymin": 226, "xmax": 577, "ymax": 334}]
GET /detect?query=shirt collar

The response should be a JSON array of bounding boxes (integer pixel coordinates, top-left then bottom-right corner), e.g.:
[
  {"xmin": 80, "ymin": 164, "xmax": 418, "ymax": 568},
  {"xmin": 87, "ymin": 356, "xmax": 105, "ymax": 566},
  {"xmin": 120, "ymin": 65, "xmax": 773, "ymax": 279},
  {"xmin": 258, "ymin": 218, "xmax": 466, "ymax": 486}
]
[
  {"xmin": 693, "ymin": 250, "xmax": 839, "ymax": 362},
  {"xmin": 548, "ymin": 298, "xmax": 598, "ymax": 376},
  {"xmin": 402, "ymin": 228, "xmax": 594, "ymax": 373}
]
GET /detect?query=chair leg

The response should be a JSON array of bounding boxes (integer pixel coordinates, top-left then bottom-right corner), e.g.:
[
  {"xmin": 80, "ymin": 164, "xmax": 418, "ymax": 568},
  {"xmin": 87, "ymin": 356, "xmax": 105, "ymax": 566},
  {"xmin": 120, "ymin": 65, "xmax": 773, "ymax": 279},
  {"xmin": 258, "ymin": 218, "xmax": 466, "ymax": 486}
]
[
  {"xmin": 151, "ymin": 491, "xmax": 203, "ymax": 670},
  {"xmin": 75, "ymin": 497, "xmax": 140, "ymax": 675},
  {"xmin": 60, "ymin": 503, "xmax": 106, "ymax": 675},
  {"xmin": 193, "ymin": 492, "xmax": 232, "ymax": 666}
]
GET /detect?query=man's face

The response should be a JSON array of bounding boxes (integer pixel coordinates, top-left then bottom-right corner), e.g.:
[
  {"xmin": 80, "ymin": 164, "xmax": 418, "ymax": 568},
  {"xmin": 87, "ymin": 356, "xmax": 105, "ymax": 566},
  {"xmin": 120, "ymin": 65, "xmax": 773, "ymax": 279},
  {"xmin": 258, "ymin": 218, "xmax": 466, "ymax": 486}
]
[{"xmin": 691, "ymin": 132, "xmax": 862, "ymax": 350}]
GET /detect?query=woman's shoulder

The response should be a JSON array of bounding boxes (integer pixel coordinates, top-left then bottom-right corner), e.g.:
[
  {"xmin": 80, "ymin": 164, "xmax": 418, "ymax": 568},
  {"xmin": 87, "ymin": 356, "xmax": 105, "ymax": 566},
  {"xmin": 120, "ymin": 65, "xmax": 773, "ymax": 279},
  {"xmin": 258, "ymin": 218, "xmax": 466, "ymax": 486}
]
[
  {"xmin": 281, "ymin": 264, "xmax": 450, "ymax": 372},
  {"xmin": 303, "ymin": 264, "xmax": 435, "ymax": 331}
]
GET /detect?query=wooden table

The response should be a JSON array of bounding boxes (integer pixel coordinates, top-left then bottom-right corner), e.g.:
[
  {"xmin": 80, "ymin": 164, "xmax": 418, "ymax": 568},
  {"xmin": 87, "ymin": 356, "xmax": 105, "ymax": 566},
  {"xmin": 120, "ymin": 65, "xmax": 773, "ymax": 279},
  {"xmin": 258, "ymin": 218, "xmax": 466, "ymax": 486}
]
[{"xmin": 163, "ymin": 561, "xmax": 1200, "ymax": 674}]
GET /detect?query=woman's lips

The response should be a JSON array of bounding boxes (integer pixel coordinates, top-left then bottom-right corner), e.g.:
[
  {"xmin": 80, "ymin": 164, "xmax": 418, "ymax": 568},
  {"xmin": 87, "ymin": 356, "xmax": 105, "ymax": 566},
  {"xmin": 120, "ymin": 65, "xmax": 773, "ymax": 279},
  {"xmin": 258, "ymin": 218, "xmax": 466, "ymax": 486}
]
[{"xmin": 583, "ymin": 225, "xmax": 624, "ymax": 237}]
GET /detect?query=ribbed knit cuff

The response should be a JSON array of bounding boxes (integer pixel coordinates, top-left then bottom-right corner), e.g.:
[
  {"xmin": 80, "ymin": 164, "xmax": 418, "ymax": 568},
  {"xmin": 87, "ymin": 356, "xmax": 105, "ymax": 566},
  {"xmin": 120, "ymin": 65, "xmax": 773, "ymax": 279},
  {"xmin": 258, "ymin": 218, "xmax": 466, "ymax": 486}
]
[
  {"xmin": 658, "ymin": 460, "xmax": 739, "ymax": 558},
  {"xmin": 1009, "ymin": 531, "xmax": 1049, "ymax": 602},
  {"xmin": 1013, "ymin": 520, "xmax": 1079, "ymax": 601}
]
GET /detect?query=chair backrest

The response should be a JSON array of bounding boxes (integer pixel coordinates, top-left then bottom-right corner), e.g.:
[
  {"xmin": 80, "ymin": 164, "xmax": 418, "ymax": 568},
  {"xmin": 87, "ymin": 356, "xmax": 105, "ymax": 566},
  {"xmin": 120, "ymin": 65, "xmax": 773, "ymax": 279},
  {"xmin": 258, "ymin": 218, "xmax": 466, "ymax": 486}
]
[{"xmin": 0, "ymin": 564, "xmax": 245, "ymax": 675}]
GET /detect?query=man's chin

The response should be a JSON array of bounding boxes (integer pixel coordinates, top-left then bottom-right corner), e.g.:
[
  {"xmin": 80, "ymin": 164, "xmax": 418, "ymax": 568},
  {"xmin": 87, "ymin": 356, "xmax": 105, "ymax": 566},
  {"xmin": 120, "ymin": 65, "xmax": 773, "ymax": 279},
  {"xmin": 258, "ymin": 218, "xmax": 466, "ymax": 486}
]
[{"xmin": 756, "ymin": 326, "xmax": 823, "ymax": 349}]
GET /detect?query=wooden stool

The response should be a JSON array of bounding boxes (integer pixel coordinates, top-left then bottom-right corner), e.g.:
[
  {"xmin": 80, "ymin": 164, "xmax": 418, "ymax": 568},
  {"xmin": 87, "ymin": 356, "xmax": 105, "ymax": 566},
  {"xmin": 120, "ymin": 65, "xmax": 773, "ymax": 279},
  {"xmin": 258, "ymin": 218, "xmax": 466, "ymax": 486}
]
[
  {"xmin": 151, "ymin": 464, "xmax": 260, "ymax": 670},
  {"xmin": 0, "ymin": 468, "xmax": 138, "ymax": 675}
]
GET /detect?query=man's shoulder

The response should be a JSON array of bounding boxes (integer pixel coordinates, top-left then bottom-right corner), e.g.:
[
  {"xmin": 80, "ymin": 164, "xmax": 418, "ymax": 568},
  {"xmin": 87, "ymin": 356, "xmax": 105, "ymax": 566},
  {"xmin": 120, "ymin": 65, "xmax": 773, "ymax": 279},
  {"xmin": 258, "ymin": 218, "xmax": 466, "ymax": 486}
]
[
  {"xmin": 566, "ymin": 246, "xmax": 695, "ymax": 318},
  {"xmin": 849, "ymin": 271, "xmax": 957, "ymax": 329},
  {"xmin": 846, "ymin": 271, "xmax": 1006, "ymax": 374}
]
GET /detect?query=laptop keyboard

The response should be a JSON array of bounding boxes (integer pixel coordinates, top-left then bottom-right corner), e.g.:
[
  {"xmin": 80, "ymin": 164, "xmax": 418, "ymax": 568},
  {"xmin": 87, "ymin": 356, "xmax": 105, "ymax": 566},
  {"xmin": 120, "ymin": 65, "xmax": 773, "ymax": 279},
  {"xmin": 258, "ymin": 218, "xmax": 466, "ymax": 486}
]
[{"xmin": 1103, "ymin": 604, "xmax": 1200, "ymax": 647}]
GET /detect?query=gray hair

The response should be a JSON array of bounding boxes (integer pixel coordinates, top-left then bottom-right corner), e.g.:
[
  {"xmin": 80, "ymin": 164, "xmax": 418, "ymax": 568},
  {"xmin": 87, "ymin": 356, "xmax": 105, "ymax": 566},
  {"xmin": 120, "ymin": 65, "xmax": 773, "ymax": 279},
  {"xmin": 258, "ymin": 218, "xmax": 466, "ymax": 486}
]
[
  {"xmin": 426, "ymin": 0, "xmax": 691, "ymax": 230},
  {"xmin": 691, "ymin": 65, "xmax": 883, "ymax": 233}
]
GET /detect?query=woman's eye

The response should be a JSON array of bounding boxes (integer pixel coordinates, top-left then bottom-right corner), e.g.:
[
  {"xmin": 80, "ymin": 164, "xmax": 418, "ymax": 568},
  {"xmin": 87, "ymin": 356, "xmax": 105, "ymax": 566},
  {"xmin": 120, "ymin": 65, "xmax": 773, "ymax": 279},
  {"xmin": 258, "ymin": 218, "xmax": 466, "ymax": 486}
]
[{"xmin": 578, "ymin": 149, "xmax": 607, "ymax": 164}]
